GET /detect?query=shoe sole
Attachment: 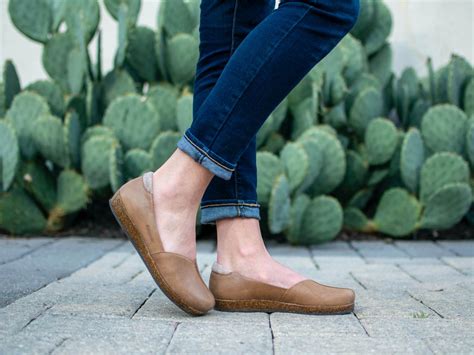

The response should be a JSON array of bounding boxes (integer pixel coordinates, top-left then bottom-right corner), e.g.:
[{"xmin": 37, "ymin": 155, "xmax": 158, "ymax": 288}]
[
  {"xmin": 214, "ymin": 299, "xmax": 354, "ymax": 315},
  {"xmin": 109, "ymin": 190, "xmax": 206, "ymax": 316}
]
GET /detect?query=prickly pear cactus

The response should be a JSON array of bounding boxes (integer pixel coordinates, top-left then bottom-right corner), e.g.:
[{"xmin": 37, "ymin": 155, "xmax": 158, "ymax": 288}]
[
  {"xmin": 0, "ymin": 121, "xmax": 19, "ymax": 191},
  {"xmin": 373, "ymin": 188, "xmax": 421, "ymax": 237},
  {"xmin": 421, "ymin": 104, "xmax": 468, "ymax": 155},
  {"xmin": 420, "ymin": 182, "xmax": 472, "ymax": 230},
  {"xmin": 400, "ymin": 128, "xmax": 424, "ymax": 193},
  {"xmin": 268, "ymin": 174, "xmax": 291, "ymax": 234},
  {"xmin": 256, "ymin": 152, "xmax": 283, "ymax": 205},
  {"xmin": 419, "ymin": 152, "xmax": 470, "ymax": 204},
  {"xmin": 103, "ymin": 95, "xmax": 160, "ymax": 150},
  {"xmin": 365, "ymin": 117, "xmax": 398, "ymax": 165},
  {"xmin": 299, "ymin": 195, "xmax": 343, "ymax": 244},
  {"xmin": 6, "ymin": 92, "xmax": 50, "ymax": 159}
]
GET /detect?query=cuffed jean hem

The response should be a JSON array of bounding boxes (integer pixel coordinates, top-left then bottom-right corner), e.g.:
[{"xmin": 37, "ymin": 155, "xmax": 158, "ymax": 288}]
[
  {"xmin": 176, "ymin": 130, "xmax": 236, "ymax": 180},
  {"xmin": 200, "ymin": 201, "xmax": 261, "ymax": 225}
]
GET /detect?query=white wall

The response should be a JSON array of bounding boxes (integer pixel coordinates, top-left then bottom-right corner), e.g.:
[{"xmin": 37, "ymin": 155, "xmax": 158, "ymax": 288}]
[{"xmin": 1, "ymin": 0, "xmax": 472, "ymax": 87}]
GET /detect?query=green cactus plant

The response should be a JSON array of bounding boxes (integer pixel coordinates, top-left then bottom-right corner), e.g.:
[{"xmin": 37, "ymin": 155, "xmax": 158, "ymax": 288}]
[
  {"xmin": 103, "ymin": 94, "xmax": 160, "ymax": 150},
  {"xmin": 0, "ymin": 188, "xmax": 47, "ymax": 234},
  {"xmin": 280, "ymin": 142, "xmax": 309, "ymax": 192},
  {"xmin": 420, "ymin": 182, "xmax": 472, "ymax": 230},
  {"xmin": 32, "ymin": 114, "xmax": 70, "ymax": 168},
  {"xmin": 8, "ymin": 0, "xmax": 52, "ymax": 43},
  {"xmin": 0, "ymin": 120, "xmax": 19, "ymax": 191},
  {"xmin": 268, "ymin": 174, "xmax": 291, "ymax": 234},
  {"xmin": 365, "ymin": 117, "xmax": 398, "ymax": 165},
  {"xmin": 150, "ymin": 131, "xmax": 181, "ymax": 169},
  {"xmin": 400, "ymin": 128, "xmax": 425, "ymax": 193},
  {"xmin": 6, "ymin": 92, "xmax": 50, "ymax": 158},
  {"xmin": 1, "ymin": 0, "xmax": 472, "ymax": 241},
  {"xmin": 349, "ymin": 87, "xmax": 383, "ymax": 136},
  {"xmin": 176, "ymin": 92, "xmax": 193, "ymax": 134},
  {"xmin": 256, "ymin": 152, "xmax": 283, "ymax": 205},
  {"xmin": 286, "ymin": 193, "xmax": 311, "ymax": 244},
  {"xmin": 372, "ymin": 187, "xmax": 422, "ymax": 237},
  {"xmin": 419, "ymin": 152, "xmax": 470, "ymax": 204},
  {"xmin": 124, "ymin": 149, "xmax": 152, "ymax": 179},
  {"xmin": 299, "ymin": 195, "xmax": 343, "ymax": 244},
  {"xmin": 126, "ymin": 26, "xmax": 158, "ymax": 82},
  {"xmin": 147, "ymin": 83, "xmax": 179, "ymax": 131},
  {"xmin": 300, "ymin": 127, "xmax": 346, "ymax": 195},
  {"xmin": 26, "ymin": 80, "xmax": 64, "ymax": 117},
  {"xmin": 421, "ymin": 104, "xmax": 468, "ymax": 155}
]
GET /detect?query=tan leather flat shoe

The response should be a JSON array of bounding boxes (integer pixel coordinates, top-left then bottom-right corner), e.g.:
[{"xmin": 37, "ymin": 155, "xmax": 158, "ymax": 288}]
[
  {"xmin": 109, "ymin": 172, "xmax": 214, "ymax": 316},
  {"xmin": 209, "ymin": 263, "xmax": 355, "ymax": 314}
]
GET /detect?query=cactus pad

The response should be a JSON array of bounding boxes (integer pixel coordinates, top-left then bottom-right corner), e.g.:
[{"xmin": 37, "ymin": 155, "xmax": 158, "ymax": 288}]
[
  {"xmin": 343, "ymin": 207, "xmax": 372, "ymax": 232},
  {"xmin": 55, "ymin": 170, "xmax": 89, "ymax": 214},
  {"xmin": 147, "ymin": 84, "xmax": 179, "ymax": 131},
  {"xmin": 256, "ymin": 152, "xmax": 283, "ymax": 205},
  {"xmin": 295, "ymin": 136, "xmax": 323, "ymax": 194},
  {"xmin": 3, "ymin": 60, "xmax": 21, "ymax": 109},
  {"xmin": 400, "ymin": 128, "xmax": 425, "ymax": 193},
  {"xmin": 369, "ymin": 43, "xmax": 393, "ymax": 88},
  {"xmin": 150, "ymin": 131, "xmax": 181, "ymax": 169},
  {"xmin": 463, "ymin": 77, "xmax": 474, "ymax": 116},
  {"xmin": 166, "ymin": 34, "xmax": 199, "ymax": 86},
  {"xmin": 17, "ymin": 160, "xmax": 56, "ymax": 211},
  {"xmin": 373, "ymin": 188, "xmax": 421, "ymax": 237},
  {"xmin": 0, "ymin": 188, "xmax": 46, "ymax": 234},
  {"xmin": 446, "ymin": 54, "xmax": 473, "ymax": 107},
  {"xmin": 349, "ymin": 87, "xmax": 383, "ymax": 137},
  {"xmin": 365, "ymin": 117, "xmax": 398, "ymax": 165},
  {"xmin": 81, "ymin": 135, "xmax": 116, "ymax": 189},
  {"xmin": 42, "ymin": 33, "xmax": 75, "ymax": 91},
  {"xmin": 280, "ymin": 142, "xmax": 308, "ymax": 192},
  {"xmin": 268, "ymin": 174, "xmax": 291, "ymax": 234},
  {"xmin": 0, "ymin": 121, "xmax": 19, "ymax": 191},
  {"xmin": 158, "ymin": 0, "xmax": 196, "ymax": 37},
  {"xmin": 103, "ymin": 94, "xmax": 160, "ymax": 150},
  {"xmin": 419, "ymin": 152, "xmax": 470, "ymax": 204},
  {"xmin": 6, "ymin": 92, "xmax": 50, "ymax": 159},
  {"xmin": 104, "ymin": 0, "xmax": 141, "ymax": 25},
  {"xmin": 125, "ymin": 149, "xmax": 152, "ymax": 179},
  {"xmin": 176, "ymin": 93, "xmax": 193, "ymax": 133},
  {"xmin": 421, "ymin": 104, "xmax": 468, "ymax": 154},
  {"xmin": 126, "ymin": 26, "xmax": 158, "ymax": 82},
  {"xmin": 300, "ymin": 195, "xmax": 343, "ymax": 244},
  {"xmin": 102, "ymin": 70, "xmax": 136, "ymax": 107},
  {"xmin": 26, "ymin": 80, "xmax": 64, "ymax": 117},
  {"xmin": 466, "ymin": 121, "xmax": 474, "ymax": 167},
  {"xmin": 420, "ymin": 182, "xmax": 472, "ymax": 230},
  {"xmin": 286, "ymin": 194, "xmax": 311, "ymax": 244},
  {"xmin": 300, "ymin": 128, "xmax": 346, "ymax": 195},
  {"xmin": 33, "ymin": 114, "xmax": 70, "ymax": 168},
  {"xmin": 8, "ymin": 0, "xmax": 51, "ymax": 43}
]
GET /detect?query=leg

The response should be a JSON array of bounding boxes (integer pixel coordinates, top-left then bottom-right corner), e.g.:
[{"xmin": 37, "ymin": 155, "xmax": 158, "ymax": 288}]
[
  {"xmin": 151, "ymin": 0, "xmax": 274, "ymax": 259},
  {"xmin": 154, "ymin": 0, "xmax": 359, "ymax": 261},
  {"xmin": 195, "ymin": 0, "xmax": 276, "ymax": 225}
]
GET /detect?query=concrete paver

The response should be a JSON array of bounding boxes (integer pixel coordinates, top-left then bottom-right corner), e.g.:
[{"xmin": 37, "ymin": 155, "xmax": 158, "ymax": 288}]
[{"xmin": 0, "ymin": 237, "xmax": 472, "ymax": 354}]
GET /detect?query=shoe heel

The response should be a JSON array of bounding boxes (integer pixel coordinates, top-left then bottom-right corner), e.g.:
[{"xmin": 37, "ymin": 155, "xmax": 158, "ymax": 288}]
[{"xmin": 109, "ymin": 191, "xmax": 136, "ymax": 242}]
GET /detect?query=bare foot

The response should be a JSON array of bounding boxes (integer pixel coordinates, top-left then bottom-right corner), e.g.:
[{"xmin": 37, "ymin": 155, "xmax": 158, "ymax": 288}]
[
  {"xmin": 152, "ymin": 149, "xmax": 213, "ymax": 260},
  {"xmin": 216, "ymin": 217, "xmax": 307, "ymax": 289}
]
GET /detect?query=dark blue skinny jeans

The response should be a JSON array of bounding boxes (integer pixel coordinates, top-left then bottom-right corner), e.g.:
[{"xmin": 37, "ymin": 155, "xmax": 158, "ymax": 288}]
[{"xmin": 176, "ymin": 0, "xmax": 360, "ymax": 224}]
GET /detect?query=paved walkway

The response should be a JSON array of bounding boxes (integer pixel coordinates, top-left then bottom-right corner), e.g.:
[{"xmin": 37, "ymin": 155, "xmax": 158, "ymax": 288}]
[{"xmin": 0, "ymin": 237, "xmax": 473, "ymax": 354}]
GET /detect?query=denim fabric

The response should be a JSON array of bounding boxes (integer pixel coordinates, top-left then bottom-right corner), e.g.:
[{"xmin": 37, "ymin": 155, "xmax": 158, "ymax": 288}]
[{"xmin": 177, "ymin": 0, "xmax": 360, "ymax": 224}]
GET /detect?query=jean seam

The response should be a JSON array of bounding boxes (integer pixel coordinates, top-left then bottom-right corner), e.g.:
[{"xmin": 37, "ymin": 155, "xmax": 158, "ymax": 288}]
[
  {"xmin": 201, "ymin": 202, "xmax": 260, "ymax": 209},
  {"xmin": 230, "ymin": 0, "xmax": 239, "ymax": 55},
  {"xmin": 206, "ymin": 5, "xmax": 312, "ymax": 151},
  {"xmin": 183, "ymin": 133, "xmax": 235, "ymax": 172}
]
